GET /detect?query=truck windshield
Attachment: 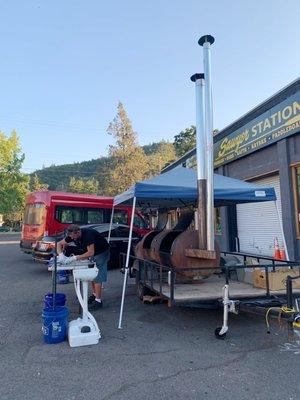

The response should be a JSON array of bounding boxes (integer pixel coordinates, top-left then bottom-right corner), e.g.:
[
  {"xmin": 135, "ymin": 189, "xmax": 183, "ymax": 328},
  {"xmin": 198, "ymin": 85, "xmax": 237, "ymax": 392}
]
[{"xmin": 23, "ymin": 203, "xmax": 46, "ymax": 225}]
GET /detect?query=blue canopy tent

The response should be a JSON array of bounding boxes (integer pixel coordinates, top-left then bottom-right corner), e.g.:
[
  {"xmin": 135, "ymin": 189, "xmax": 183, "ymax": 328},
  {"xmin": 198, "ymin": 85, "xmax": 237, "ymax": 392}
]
[
  {"xmin": 112, "ymin": 167, "xmax": 285, "ymax": 329},
  {"xmin": 113, "ymin": 167, "xmax": 276, "ymax": 208}
]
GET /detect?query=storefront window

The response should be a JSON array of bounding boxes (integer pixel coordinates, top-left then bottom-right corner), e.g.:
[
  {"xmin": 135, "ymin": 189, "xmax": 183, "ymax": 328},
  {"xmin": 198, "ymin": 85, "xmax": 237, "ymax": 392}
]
[
  {"xmin": 215, "ymin": 208, "xmax": 222, "ymax": 235},
  {"xmin": 167, "ymin": 210, "xmax": 178, "ymax": 229},
  {"xmin": 292, "ymin": 166, "xmax": 300, "ymax": 237},
  {"xmin": 189, "ymin": 208, "xmax": 222, "ymax": 234}
]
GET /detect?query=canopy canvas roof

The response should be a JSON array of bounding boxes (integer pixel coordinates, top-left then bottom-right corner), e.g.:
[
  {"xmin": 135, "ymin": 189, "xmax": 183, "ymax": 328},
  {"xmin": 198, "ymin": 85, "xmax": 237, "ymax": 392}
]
[{"xmin": 113, "ymin": 167, "xmax": 276, "ymax": 208}]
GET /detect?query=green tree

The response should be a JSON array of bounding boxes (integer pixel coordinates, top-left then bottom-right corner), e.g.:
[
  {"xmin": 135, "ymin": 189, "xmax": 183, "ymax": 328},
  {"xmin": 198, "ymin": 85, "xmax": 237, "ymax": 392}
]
[
  {"xmin": 68, "ymin": 176, "xmax": 99, "ymax": 194},
  {"xmin": 103, "ymin": 102, "xmax": 148, "ymax": 195},
  {"xmin": 29, "ymin": 173, "xmax": 48, "ymax": 191},
  {"xmin": 173, "ymin": 126, "xmax": 196, "ymax": 157},
  {"xmin": 173, "ymin": 126, "xmax": 219, "ymax": 158},
  {"xmin": 0, "ymin": 130, "xmax": 29, "ymax": 216},
  {"xmin": 146, "ymin": 141, "xmax": 176, "ymax": 177}
]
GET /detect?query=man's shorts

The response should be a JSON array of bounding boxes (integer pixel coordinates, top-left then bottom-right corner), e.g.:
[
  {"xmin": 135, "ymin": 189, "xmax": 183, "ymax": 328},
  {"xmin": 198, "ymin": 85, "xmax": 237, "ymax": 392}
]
[{"xmin": 92, "ymin": 250, "xmax": 110, "ymax": 283}]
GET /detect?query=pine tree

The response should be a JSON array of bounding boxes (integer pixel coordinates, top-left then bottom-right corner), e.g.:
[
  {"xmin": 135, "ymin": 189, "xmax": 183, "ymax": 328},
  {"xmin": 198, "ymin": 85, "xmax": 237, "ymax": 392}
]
[
  {"xmin": 29, "ymin": 174, "xmax": 48, "ymax": 191},
  {"xmin": 68, "ymin": 176, "xmax": 99, "ymax": 194},
  {"xmin": 146, "ymin": 141, "xmax": 176, "ymax": 177},
  {"xmin": 104, "ymin": 102, "xmax": 148, "ymax": 195}
]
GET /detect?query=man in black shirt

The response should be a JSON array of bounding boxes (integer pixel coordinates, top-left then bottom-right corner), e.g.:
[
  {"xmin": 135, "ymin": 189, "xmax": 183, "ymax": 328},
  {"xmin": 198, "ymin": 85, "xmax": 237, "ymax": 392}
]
[{"xmin": 58, "ymin": 224, "xmax": 110, "ymax": 309}]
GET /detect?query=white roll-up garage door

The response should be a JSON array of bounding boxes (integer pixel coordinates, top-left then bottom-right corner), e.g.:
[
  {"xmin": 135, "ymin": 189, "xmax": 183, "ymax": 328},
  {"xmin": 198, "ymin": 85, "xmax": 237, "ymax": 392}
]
[{"xmin": 236, "ymin": 174, "xmax": 283, "ymax": 256}]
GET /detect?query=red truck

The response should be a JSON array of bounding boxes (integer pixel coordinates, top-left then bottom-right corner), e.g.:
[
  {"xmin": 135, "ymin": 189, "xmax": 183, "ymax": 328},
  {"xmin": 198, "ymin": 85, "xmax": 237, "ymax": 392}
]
[{"xmin": 20, "ymin": 190, "xmax": 149, "ymax": 253}]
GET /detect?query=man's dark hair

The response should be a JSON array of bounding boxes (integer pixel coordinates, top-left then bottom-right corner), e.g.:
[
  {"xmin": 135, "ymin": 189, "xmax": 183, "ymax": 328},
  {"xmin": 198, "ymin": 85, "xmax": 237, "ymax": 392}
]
[{"xmin": 66, "ymin": 224, "xmax": 81, "ymax": 234}]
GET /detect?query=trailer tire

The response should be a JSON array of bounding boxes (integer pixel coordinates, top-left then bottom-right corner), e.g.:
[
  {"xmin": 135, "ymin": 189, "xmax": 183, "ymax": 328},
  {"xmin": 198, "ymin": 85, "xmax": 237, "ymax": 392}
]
[
  {"xmin": 136, "ymin": 279, "xmax": 153, "ymax": 301},
  {"xmin": 214, "ymin": 327, "xmax": 227, "ymax": 339},
  {"xmin": 137, "ymin": 283, "xmax": 147, "ymax": 300}
]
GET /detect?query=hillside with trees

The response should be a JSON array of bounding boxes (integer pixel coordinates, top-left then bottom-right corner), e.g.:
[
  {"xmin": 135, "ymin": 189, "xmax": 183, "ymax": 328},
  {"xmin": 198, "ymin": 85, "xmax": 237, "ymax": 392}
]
[
  {"xmin": 0, "ymin": 102, "xmax": 199, "ymax": 222},
  {"xmin": 32, "ymin": 103, "xmax": 179, "ymax": 195},
  {"xmin": 32, "ymin": 140, "xmax": 176, "ymax": 194}
]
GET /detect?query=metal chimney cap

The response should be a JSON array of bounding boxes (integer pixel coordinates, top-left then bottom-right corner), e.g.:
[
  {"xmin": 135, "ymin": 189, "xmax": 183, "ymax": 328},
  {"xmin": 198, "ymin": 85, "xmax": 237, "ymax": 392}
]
[
  {"xmin": 190, "ymin": 73, "xmax": 204, "ymax": 82},
  {"xmin": 198, "ymin": 35, "xmax": 215, "ymax": 46}
]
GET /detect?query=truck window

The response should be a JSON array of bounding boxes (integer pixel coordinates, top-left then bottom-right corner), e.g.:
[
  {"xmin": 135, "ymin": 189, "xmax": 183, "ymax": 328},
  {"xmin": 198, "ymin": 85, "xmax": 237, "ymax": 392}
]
[
  {"xmin": 59, "ymin": 209, "xmax": 72, "ymax": 223},
  {"xmin": 113, "ymin": 210, "xmax": 128, "ymax": 225},
  {"xmin": 55, "ymin": 206, "xmax": 106, "ymax": 224},
  {"xmin": 55, "ymin": 206, "xmax": 85, "ymax": 224},
  {"xmin": 133, "ymin": 214, "xmax": 147, "ymax": 229},
  {"xmin": 87, "ymin": 209, "xmax": 104, "ymax": 224},
  {"xmin": 23, "ymin": 203, "xmax": 45, "ymax": 225}
]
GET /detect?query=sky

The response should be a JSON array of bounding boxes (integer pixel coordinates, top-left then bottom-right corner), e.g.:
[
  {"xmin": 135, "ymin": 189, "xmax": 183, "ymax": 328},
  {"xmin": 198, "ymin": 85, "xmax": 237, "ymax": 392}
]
[{"xmin": 0, "ymin": 0, "xmax": 299, "ymax": 174}]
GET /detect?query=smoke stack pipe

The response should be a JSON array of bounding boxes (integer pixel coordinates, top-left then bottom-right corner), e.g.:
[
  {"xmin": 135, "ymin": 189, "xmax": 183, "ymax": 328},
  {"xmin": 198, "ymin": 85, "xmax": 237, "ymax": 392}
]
[
  {"xmin": 190, "ymin": 73, "xmax": 207, "ymax": 250},
  {"xmin": 199, "ymin": 35, "xmax": 215, "ymax": 252}
]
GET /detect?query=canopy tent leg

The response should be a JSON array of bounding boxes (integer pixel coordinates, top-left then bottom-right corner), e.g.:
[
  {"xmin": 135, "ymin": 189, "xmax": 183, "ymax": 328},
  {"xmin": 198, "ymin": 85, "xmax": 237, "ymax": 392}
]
[
  {"xmin": 274, "ymin": 200, "xmax": 290, "ymax": 260},
  {"xmin": 118, "ymin": 196, "xmax": 136, "ymax": 329},
  {"xmin": 108, "ymin": 206, "xmax": 115, "ymax": 243}
]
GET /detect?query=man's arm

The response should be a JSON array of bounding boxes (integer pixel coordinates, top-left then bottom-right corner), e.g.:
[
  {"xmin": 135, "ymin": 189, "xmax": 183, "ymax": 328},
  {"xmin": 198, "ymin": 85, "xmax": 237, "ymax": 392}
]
[
  {"xmin": 57, "ymin": 238, "xmax": 68, "ymax": 255},
  {"xmin": 76, "ymin": 243, "xmax": 95, "ymax": 261}
]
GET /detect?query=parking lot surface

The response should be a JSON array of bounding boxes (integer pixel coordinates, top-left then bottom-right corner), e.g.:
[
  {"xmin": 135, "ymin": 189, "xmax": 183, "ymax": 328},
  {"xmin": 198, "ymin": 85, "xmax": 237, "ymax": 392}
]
[{"xmin": 0, "ymin": 235, "xmax": 299, "ymax": 400}]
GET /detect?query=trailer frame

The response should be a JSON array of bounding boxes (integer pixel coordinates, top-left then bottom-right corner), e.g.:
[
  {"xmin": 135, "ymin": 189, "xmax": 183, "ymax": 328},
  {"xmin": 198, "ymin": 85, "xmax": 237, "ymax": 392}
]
[{"xmin": 121, "ymin": 251, "xmax": 300, "ymax": 338}]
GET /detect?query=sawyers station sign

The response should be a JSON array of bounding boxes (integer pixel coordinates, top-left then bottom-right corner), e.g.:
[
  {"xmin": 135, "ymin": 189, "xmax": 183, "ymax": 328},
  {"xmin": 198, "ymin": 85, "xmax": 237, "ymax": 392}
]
[{"xmin": 214, "ymin": 92, "xmax": 300, "ymax": 167}]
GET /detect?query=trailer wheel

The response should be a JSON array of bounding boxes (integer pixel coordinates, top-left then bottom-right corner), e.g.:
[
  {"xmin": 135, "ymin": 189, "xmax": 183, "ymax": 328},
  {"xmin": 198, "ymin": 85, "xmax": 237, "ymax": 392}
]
[
  {"xmin": 136, "ymin": 282, "xmax": 145, "ymax": 300},
  {"xmin": 136, "ymin": 280, "xmax": 153, "ymax": 301},
  {"xmin": 214, "ymin": 327, "xmax": 227, "ymax": 339},
  {"xmin": 135, "ymin": 272, "xmax": 146, "ymax": 300}
]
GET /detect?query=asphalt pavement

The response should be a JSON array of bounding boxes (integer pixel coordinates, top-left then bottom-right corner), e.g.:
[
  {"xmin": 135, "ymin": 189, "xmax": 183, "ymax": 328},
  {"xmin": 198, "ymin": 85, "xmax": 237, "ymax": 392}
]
[{"xmin": 0, "ymin": 234, "xmax": 299, "ymax": 400}]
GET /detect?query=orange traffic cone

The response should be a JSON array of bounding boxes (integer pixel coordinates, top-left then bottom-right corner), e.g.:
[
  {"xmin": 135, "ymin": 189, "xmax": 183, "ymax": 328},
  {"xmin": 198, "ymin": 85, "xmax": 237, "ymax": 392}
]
[
  {"xmin": 274, "ymin": 237, "xmax": 281, "ymax": 259},
  {"xmin": 280, "ymin": 248, "xmax": 286, "ymax": 260}
]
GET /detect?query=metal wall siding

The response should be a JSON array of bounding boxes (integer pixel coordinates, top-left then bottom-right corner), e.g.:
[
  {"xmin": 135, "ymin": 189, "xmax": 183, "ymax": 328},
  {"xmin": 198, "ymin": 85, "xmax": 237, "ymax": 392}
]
[
  {"xmin": 225, "ymin": 143, "xmax": 278, "ymax": 181},
  {"xmin": 236, "ymin": 175, "xmax": 283, "ymax": 256}
]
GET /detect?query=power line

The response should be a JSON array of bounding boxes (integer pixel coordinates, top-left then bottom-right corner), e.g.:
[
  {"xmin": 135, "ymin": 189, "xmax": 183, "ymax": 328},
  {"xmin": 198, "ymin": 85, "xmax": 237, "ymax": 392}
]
[
  {"xmin": 22, "ymin": 168, "xmax": 102, "ymax": 174},
  {"xmin": 24, "ymin": 152, "xmax": 104, "ymax": 158},
  {"xmin": 0, "ymin": 114, "xmax": 170, "ymax": 137},
  {"xmin": 0, "ymin": 114, "xmax": 101, "ymax": 131}
]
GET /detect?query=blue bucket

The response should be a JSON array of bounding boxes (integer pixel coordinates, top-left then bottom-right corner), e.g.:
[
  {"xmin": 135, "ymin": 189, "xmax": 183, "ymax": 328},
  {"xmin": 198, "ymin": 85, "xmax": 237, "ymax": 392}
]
[
  {"xmin": 44, "ymin": 293, "xmax": 66, "ymax": 309},
  {"xmin": 42, "ymin": 306, "xmax": 69, "ymax": 344},
  {"xmin": 57, "ymin": 270, "xmax": 69, "ymax": 284}
]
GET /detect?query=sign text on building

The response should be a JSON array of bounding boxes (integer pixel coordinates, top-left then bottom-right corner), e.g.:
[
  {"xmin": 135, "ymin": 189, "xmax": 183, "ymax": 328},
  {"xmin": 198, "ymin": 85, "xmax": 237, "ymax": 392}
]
[{"xmin": 214, "ymin": 92, "xmax": 300, "ymax": 167}]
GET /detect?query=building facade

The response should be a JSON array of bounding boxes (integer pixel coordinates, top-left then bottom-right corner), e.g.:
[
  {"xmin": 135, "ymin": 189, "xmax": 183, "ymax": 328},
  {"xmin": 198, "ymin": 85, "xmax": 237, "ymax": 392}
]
[{"xmin": 164, "ymin": 78, "xmax": 300, "ymax": 259}]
